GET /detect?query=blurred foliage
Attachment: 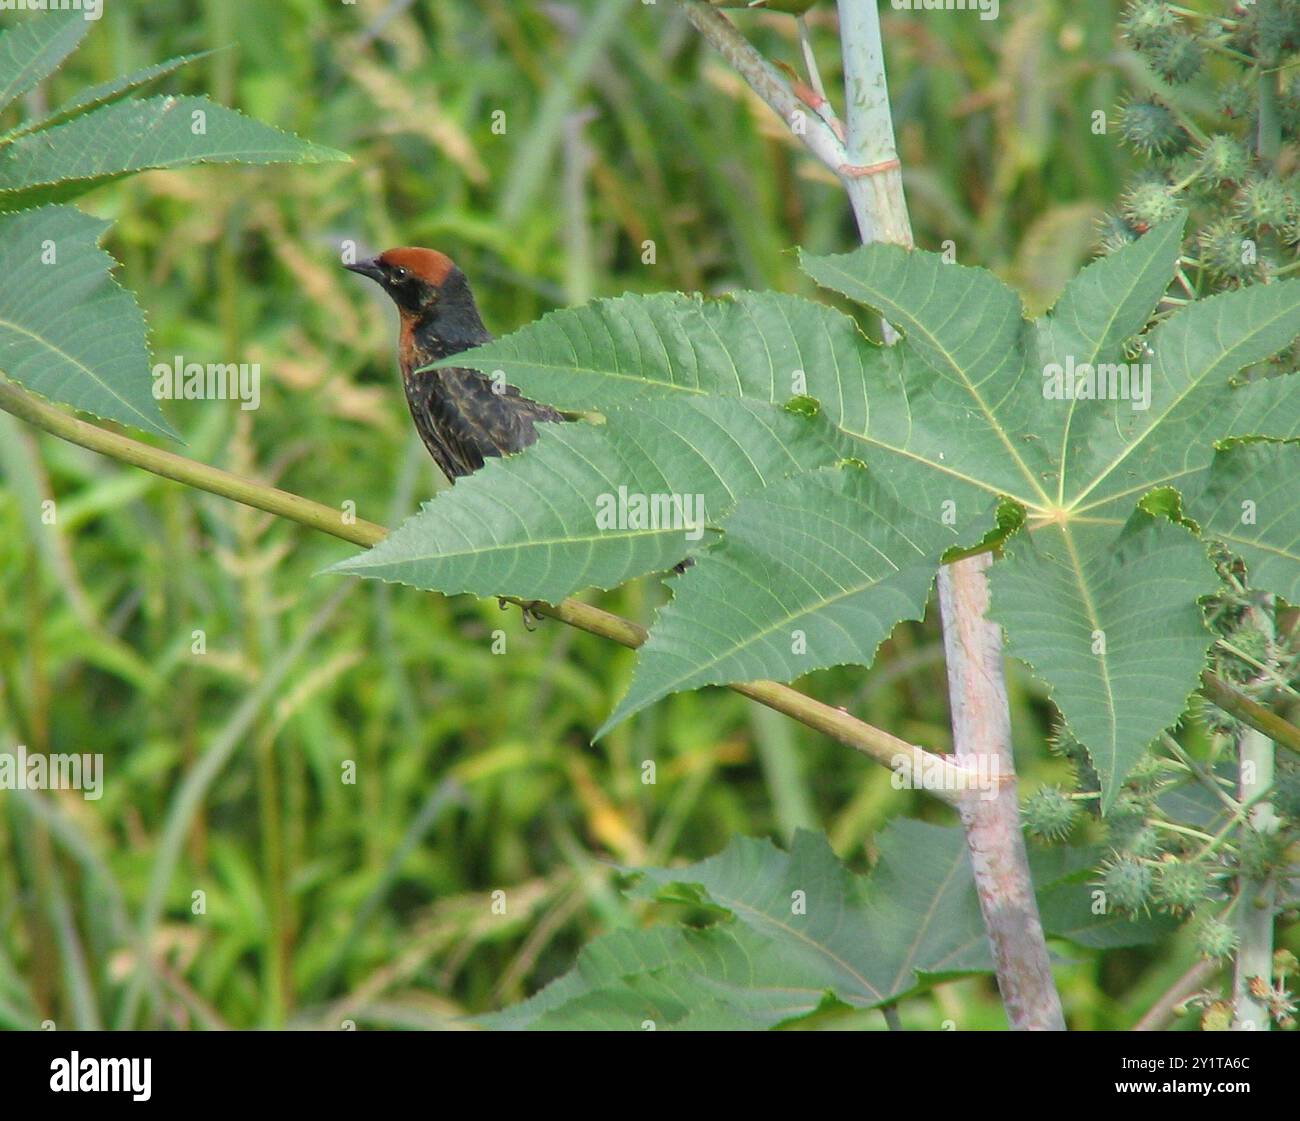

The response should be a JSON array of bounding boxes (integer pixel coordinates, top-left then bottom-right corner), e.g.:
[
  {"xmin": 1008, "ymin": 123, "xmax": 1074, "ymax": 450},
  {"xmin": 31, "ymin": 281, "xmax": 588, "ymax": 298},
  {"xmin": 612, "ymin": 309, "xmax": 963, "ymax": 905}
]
[{"xmin": 0, "ymin": 0, "xmax": 1285, "ymax": 1031}]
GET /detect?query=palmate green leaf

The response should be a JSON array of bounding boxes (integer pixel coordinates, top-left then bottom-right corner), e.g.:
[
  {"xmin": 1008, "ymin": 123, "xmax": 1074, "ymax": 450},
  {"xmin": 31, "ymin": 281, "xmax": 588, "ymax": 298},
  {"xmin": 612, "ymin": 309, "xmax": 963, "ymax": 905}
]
[
  {"xmin": 0, "ymin": 10, "xmax": 88, "ymax": 116},
  {"xmin": 0, "ymin": 205, "xmax": 178, "ymax": 439},
  {"xmin": 803, "ymin": 220, "xmax": 1300, "ymax": 803},
  {"xmin": 1185, "ymin": 442, "xmax": 1300, "ymax": 604},
  {"xmin": 481, "ymin": 823, "xmax": 1160, "ymax": 1031},
  {"xmin": 327, "ymin": 398, "xmax": 853, "ymax": 603},
  {"xmin": 481, "ymin": 824, "xmax": 991, "ymax": 1030},
  {"xmin": 0, "ymin": 95, "xmax": 347, "ymax": 204}
]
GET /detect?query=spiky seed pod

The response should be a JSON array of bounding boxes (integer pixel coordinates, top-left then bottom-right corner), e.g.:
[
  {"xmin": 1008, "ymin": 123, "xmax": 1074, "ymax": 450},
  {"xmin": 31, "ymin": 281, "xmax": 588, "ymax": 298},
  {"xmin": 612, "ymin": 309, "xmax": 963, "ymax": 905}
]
[
  {"xmin": 1120, "ymin": 0, "xmax": 1180, "ymax": 52},
  {"xmin": 1218, "ymin": 622, "xmax": 1275, "ymax": 681},
  {"xmin": 1195, "ymin": 916, "xmax": 1240, "ymax": 960},
  {"xmin": 1236, "ymin": 176, "xmax": 1297, "ymax": 231},
  {"xmin": 1122, "ymin": 176, "xmax": 1183, "ymax": 228},
  {"xmin": 1154, "ymin": 858, "xmax": 1210, "ymax": 915},
  {"xmin": 1127, "ymin": 825, "xmax": 1165, "ymax": 860},
  {"xmin": 1101, "ymin": 855, "xmax": 1154, "ymax": 913},
  {"xmin": 1218, "ymin": 79, "xmax": 1255, "ymax": 122},
  {"xmin": 1119, "ymin": 97, "xmax": 1190, "ymax": 157},
  {"xmin": 1125, "ymin": 754, "xmax": 1166, "ymax": 796},
  {"xmin": 1193, "ymin": 694, "xmax": 1244, "ymax": 739},
  {"xmin": 1047, "ymin": 723, "xmax": 1083, "ymax": 759},
  {"xmin": 1024, "ymin": 786, "xmax": 1080, "ymax": 843},
  {"xmin": 1151, "ymin": 31, "xmax": 1205, "ymax": 84},
  {"xmin": 1106, "ymin": 793, "xmax": 1154, "ymax": 852},
  {"xmin": 1252, "ymin": 0, "xmax": 1300, "ymax": 65},
  {"xmin": 1274, "ymin": 761, "xmax": 1300, "ymax": 821},
  {"xmin": 1048, "ymin": 723, "xmax": 1101, "ymax": 796},
  {"xmin": 1197, "ymin": 218, "xmax": 1260, "ymax": 283},
  {"xmin": 1197, "ymin": 135, "xmax": 1252, "ymax": 188},
  {"xmin": 1237, "ymin": 828, "xmax": 1285, "ymax": 879}
]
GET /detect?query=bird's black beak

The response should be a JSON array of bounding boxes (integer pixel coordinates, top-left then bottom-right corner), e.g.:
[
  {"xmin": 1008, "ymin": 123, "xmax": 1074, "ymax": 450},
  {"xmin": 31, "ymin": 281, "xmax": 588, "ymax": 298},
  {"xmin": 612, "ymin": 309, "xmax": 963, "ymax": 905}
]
[{"xmin": 344, "ymin": 256, "xmax": 385, "ymax": 283}]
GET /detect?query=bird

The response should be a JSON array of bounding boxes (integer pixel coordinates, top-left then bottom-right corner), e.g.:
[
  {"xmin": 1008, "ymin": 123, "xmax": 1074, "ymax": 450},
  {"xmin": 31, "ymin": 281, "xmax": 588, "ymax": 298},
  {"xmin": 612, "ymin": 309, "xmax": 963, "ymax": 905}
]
[
  {"xmin": 347, "ymin": 247, "xmax": 694, "ymax": 586},
  {"xmin": 344, "ymin": 247, "xmax": 563, "ymax": 484}
]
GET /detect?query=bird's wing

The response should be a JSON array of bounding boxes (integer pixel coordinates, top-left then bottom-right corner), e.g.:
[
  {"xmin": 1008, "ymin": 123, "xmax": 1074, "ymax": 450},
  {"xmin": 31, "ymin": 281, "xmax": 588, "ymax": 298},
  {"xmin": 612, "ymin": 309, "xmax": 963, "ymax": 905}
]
[{"xmin": 405, "ymin": 365, "xmax": 563, "ymax": 482}]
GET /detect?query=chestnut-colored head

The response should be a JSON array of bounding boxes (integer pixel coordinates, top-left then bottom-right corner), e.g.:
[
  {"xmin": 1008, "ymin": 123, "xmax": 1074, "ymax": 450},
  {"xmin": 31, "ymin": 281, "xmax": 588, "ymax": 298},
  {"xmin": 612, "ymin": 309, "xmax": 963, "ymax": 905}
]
[{"xmin": 345, "ymin": 247, "xmax": 458, "ymax": 316}]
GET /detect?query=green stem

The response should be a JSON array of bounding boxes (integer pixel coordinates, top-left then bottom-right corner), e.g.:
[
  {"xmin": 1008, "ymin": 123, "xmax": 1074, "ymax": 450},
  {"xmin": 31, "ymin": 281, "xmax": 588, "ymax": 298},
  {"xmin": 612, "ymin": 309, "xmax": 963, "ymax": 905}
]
[
  {"xmin": 1256, "ymin": 1, "xmax": 1283, "ymax": 166},
  {"xmin": 1232, "ymin": 595, "xmax": 1280, "ymax": 1031}
]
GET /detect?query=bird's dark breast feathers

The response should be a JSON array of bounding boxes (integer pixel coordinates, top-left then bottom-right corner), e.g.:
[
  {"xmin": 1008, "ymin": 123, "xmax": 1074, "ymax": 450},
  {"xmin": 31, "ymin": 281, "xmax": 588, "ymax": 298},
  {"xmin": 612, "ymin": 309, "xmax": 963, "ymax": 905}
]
[{"xmin": 401, "ymin": 327, "xmax": 562, "ymax": 482}]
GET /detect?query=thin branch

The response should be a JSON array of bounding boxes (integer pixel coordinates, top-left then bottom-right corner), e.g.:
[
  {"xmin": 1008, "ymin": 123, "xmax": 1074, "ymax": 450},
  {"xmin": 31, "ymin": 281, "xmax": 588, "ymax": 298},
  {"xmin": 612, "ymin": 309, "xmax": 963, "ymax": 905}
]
[
  {"xmin": 938, "ymin": 556, "xmax": 1066, "ymax": 1030},
  {"xmin": 1132, "ymin": 957, "xmax": 1220, "ymax": 1031},
  {"xmin": 677, "ymin": 1, "xmax": 846, "ymax": 171},
  {"xmin": 0, "ymin": 376, "xmax": 974, "ymax": 801}
]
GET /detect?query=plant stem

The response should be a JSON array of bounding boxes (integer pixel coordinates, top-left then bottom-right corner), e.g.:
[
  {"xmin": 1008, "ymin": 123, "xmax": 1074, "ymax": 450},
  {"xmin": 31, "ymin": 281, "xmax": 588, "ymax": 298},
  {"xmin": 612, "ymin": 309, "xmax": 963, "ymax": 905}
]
[
  {"xmin": 1132, "ymin": 957, "xmax": 1220, "ymax": 1031},
  {"xmin": 937, "ymin": 556, "xmax": 1065, "ymax": 1030},
  {"xmin": 835, "ymin": 0, "xmax": 1063, "ymax": 1030},
  {"xmin": 1233, "ymin": 727, "xmax": 1277, "ymax": 1030},
  {"xmin": 834, "ymin": 0, "xmax": 911, "ymax": 251},
  {"xmin": 1256, "ymin": 0, "xmax": 1282, "ymax": 166},
  {"xmin": 0, "ymin": 377, "xmax": 972, "ymax": 800},
  {"xmin": 0, "ymin": 378, "xmax": 382, "ymax": 547},
  {"xmin": 1232, "ymin": 596, "xmax": 1279, "ymax": 1031}
]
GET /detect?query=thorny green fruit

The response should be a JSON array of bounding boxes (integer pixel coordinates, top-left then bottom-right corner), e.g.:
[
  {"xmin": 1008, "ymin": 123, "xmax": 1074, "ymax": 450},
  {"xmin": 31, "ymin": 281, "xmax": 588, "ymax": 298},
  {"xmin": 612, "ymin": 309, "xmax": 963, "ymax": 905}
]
[
  {"xmin": 1101, "ymin": 855, "xmax": 1154, "ymax": 913},
  {"xmin": 1023, "ymin": 786, "xmax": 1080, "ymax": 843}
]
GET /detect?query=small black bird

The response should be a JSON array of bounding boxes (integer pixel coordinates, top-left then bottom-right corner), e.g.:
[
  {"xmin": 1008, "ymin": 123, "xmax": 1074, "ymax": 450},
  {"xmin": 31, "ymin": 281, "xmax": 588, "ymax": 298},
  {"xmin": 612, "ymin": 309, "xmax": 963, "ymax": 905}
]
[{"xmin": 345, "ymin": 247, "xmax": 562, "ymax": 483}]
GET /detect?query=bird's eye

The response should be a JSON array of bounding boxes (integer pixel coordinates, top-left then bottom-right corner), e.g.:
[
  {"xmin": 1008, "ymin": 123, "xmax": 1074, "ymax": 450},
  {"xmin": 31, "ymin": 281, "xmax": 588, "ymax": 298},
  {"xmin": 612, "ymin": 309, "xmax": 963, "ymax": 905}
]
[{"xmin": 392, "ymin": 266, "xmax": 409, "ymax": 281}]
